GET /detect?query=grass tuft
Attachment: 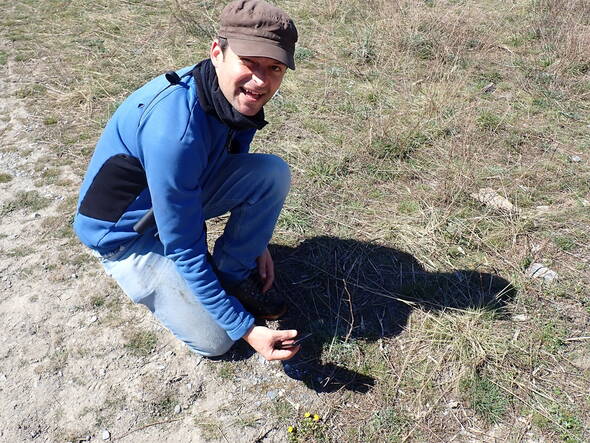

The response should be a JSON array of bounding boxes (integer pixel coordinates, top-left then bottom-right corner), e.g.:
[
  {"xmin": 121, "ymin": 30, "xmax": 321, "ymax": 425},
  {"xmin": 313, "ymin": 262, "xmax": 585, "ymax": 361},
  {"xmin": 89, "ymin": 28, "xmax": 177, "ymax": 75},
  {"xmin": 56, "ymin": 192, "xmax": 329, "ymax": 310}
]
[
  {"xmin": 124, "ymin": 331, "xmax": 157, "ymax": 356},
  {"xmin": 1, "ymin": 190, "xmax": 50, "ymax": 215},
  {"xmin": 461, "ymin": 373, "xmax": 509, "ymax": 424}
]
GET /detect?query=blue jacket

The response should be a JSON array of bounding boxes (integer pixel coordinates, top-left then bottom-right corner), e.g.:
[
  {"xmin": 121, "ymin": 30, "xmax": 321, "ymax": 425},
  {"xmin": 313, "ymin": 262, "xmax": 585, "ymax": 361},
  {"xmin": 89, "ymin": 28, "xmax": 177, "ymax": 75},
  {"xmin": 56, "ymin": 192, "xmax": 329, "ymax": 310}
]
[{"xmin": 74, "ymin": 65, "xmax": 256, "ymax": 340}]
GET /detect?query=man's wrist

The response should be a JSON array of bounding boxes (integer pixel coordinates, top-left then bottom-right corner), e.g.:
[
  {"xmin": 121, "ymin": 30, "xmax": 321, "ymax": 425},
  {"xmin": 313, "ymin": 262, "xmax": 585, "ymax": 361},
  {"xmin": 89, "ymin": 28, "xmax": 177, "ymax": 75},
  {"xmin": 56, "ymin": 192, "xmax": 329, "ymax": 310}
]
[{"xmin": 242, "ymin": 324, "xmax": 256, "ymax": 342}]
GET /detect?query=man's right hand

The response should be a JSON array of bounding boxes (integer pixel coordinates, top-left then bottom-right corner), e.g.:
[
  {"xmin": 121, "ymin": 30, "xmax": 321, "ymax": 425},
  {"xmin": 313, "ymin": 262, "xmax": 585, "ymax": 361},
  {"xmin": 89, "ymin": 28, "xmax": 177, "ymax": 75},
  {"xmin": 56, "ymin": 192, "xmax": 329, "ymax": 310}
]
[{"xmin": 242, "ymin": 325, "xmax": 300, "ymax": 361}]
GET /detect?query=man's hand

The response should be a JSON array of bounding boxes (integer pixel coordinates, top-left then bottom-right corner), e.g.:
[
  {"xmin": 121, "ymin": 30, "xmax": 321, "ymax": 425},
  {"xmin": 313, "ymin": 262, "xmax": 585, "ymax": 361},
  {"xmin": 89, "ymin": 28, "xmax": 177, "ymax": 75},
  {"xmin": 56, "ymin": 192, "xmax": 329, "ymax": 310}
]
[
  {"xmin": 242, "ymin": 325, "xmax": 300, "ymax": 361},
  {"xmin": 256, "ymin": 247, "xmax": 274, "ymax": 293}
]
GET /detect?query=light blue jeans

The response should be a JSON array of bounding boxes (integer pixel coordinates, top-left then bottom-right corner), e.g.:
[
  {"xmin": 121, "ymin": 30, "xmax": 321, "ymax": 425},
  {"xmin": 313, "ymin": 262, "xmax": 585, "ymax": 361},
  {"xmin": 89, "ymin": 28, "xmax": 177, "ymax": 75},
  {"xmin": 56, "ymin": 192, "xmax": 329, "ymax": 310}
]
[{"xmin": 101, "ymin": 153, "xmax": 290, "ymax": 357}]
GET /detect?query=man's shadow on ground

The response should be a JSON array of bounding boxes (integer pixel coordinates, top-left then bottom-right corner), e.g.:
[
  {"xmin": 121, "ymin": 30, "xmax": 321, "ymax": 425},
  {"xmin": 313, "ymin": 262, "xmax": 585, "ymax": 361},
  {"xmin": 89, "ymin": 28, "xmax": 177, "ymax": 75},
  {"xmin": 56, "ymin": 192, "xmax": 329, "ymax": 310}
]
[{"xmin": 229, "ymin": 236, "xmax": 516, "ymax": 394}]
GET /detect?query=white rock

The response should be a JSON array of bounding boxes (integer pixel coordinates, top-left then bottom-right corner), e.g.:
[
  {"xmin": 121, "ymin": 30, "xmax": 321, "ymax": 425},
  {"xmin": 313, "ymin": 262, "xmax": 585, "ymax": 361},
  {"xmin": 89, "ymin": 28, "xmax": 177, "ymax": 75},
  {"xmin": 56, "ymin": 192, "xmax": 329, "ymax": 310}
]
[
  {"xmin": 102, "ymin": 430, "xmax": 110, "ymax": 440},
  {"xmin": 569, "ymin": 155, "xmax": 582, "ymax": 163},
  {"xmin": 471, "ymin": 188, "xmax": 516, "ymax": 212},
  {"xmin": 89, "ymin": 316, "xmax": 98, "ymax": 324},
  {"xmin": 174, "ymin": 404, "xmax": 181, "ymax": 414},
  {"xmin": 512, "ymin": 314, "xmax": 529, "ymax": 322},
  {"xmin": 448, "ymin": 400, "xmax": 460, "ymax": 408},
  {"xmin": 525, "ymin": 263, "xmax": 558, "ymax": 282}
]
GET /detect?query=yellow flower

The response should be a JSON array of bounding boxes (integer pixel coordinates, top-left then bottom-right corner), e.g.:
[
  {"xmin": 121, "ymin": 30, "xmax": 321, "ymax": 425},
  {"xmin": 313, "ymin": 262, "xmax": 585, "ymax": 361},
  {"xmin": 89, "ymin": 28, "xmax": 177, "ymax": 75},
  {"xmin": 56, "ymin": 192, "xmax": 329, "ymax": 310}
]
[
  {"xmin": 313, "ymin": 414, "xmax": 320, "ymax": 422},
  {"xmin": 304, "ymin": 412, "xmax": 311, "ymax": 418},
  {"xmin": 287, "ymin": 426, "xmax": 294, "ymax": 433}
]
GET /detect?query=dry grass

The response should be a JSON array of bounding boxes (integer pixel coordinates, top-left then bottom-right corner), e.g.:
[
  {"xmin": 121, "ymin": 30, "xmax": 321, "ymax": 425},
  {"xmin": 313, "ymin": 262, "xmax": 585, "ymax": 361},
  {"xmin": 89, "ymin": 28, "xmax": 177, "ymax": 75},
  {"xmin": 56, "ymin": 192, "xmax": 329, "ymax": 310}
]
[{"xmin": 2, "ymin": 0, "xmax": 589, "ymax": 441}]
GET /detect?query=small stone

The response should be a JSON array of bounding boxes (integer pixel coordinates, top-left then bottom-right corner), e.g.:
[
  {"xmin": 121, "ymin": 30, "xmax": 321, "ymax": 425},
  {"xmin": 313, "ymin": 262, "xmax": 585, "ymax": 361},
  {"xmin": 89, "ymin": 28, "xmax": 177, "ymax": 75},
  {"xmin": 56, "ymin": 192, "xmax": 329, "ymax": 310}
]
[
  {"xmin": 581, "ymin": 199, "xmax": 589, "ymax": 207},
  {"xmin": 187, "ymin": 383, "xmax": 192, "ymax": 390},
  {"xmin": 102, "ymin": 430, "xmax": 110, "ymax": 440},
  {"xmin": 525, "ymin": 263, "xmax": 558, "ymax": 282},
  {"xmin": 71, "ymin": 273, "xmax": 78, "ymax": 279},
  {"xmin": 266, "ymin": 390, "xmax": 279, "ymax": 400},
  {"xmin": 0, "ymin": 374, "xmax": 6, "ymax": 381},
  {"xmin": 89, "ymin": 316, "xmax": 98, "ymax": 324},
  {"xmin": 482, "ymin": 82, "xmax": 496, "ymax": 93},
  {"xmin": 174, "ymin": 404, "xmax": 181, "ymax": 414},
  {"xmin": 569, "ymin": 155, "xmax": 582, "ymax": 163},
  {"xmin": 448, "ymin": 400, "xmax": 460, "ymax": 408},
  {"xmin": 100, "ymin": 369, "xmax": 106, "ymax": 376},
  {"xmin": 512, "ymin": 314, "xmax": 529, "ymax": 322}
]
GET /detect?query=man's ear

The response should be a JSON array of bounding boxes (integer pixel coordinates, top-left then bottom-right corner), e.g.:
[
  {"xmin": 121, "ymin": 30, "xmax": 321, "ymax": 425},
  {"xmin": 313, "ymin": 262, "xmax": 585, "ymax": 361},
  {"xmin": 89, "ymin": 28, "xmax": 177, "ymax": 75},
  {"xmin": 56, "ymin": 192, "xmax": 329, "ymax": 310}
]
[{"xmin": 210, "ymin": 39, "xmax": 223, "ymax": 67}]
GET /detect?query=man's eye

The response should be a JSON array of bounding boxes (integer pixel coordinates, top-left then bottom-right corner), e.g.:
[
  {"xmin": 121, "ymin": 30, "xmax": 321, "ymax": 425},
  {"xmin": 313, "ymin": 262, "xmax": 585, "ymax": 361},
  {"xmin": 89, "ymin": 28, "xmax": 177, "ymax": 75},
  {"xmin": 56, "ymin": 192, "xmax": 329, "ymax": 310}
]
[{"xmin": 271, "ymin": 66, "xmax": 283, "ymax": 73}]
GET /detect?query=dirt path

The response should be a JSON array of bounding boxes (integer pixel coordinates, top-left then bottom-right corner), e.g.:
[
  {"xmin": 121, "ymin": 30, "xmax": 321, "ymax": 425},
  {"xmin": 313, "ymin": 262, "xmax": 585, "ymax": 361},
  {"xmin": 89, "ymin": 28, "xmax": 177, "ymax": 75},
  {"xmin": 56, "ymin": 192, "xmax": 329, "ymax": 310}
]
[{"xmin": 0, "ymin": 55, "xmax": 310, "ymax": 443}]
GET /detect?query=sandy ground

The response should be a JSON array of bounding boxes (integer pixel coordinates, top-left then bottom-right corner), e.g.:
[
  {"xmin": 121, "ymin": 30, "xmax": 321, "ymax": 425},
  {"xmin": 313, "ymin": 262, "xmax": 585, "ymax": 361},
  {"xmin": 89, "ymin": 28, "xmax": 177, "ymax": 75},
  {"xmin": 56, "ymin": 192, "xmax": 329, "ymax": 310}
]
[{"xmin": 0, "ymin": 60, "xmax": 312, "ymax": 443}]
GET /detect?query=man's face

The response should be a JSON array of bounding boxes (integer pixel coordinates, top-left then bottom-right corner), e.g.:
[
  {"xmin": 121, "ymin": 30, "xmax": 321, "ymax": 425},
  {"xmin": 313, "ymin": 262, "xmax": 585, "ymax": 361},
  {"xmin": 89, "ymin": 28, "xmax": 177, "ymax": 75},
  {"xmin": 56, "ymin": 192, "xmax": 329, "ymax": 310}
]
[{"xmin": 210, "ymin": 40, "xmax": 287, "ymax": 116}]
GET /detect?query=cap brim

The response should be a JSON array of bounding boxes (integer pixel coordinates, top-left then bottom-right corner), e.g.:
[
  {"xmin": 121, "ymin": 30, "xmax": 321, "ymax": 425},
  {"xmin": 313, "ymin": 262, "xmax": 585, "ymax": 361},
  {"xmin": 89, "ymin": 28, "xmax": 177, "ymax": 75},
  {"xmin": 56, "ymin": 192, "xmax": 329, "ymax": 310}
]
[{"xmin": 227, "ymin": 37, "xmax": 295, "ymax": 70}]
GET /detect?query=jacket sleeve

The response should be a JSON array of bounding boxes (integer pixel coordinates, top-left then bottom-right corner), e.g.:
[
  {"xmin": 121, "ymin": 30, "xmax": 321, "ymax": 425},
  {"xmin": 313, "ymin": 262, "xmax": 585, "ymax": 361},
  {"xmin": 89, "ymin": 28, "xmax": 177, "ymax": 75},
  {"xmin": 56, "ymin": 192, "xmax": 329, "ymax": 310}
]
[{"xmin": 137, "ymin": 91, "xmax": 254, "ymax": 341}]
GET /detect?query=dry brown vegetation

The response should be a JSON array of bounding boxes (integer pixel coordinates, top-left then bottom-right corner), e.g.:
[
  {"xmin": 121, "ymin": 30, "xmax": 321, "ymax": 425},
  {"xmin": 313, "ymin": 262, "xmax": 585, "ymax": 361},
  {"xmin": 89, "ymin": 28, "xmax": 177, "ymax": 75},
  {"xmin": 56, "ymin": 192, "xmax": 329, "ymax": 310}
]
[{"xmin": 1, "ymin": 0, "xmax": 589, "ymax": 441}]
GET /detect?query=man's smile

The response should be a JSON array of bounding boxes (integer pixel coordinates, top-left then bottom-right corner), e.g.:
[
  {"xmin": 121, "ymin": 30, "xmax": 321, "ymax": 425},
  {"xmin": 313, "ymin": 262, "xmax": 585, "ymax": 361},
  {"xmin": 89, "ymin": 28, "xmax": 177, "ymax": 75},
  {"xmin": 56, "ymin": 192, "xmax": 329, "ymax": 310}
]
[{"xmin": 240, "ymin": 87, "xmax": 265, "ymax": 100}]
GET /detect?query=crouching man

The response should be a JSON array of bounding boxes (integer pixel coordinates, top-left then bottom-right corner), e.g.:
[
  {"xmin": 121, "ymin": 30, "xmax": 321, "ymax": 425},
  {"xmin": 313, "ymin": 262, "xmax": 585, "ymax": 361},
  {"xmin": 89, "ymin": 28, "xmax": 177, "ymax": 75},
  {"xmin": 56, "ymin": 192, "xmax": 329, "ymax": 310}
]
[{"xmin": 73, "ymin": 0, "xmax": 300, "ymax": 361}]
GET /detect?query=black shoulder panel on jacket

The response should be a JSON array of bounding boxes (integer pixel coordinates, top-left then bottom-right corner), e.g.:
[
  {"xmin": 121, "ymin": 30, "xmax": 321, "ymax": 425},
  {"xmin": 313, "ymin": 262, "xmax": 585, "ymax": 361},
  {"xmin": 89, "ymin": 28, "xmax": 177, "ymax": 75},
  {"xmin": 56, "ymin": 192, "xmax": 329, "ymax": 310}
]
[{"xmin": 79, "ymin": 154, "xmax": 147, "ymax": 222}]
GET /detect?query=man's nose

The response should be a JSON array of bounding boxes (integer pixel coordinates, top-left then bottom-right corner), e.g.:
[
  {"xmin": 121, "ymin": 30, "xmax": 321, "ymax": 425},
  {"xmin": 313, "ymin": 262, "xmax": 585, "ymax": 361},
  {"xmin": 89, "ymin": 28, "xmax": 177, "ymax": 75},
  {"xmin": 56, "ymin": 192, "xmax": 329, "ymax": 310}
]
[{"xmin": 251, "ymin": 69, "xmax": 267, "ymax": 86}]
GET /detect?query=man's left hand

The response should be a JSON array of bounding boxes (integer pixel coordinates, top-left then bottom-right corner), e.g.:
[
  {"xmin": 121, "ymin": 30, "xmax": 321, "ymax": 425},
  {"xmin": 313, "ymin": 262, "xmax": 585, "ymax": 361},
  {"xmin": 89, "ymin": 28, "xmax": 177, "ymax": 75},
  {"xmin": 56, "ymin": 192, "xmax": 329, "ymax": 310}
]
[{"xmin": 256, "ymin": 247, "xmax": 274, "ymax": 292}]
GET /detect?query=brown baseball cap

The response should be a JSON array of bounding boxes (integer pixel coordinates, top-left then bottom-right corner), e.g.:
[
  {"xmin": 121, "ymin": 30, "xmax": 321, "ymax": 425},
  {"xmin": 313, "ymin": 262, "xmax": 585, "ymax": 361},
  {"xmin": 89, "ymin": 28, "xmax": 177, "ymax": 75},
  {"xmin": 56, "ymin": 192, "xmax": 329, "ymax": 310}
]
[{"xmin": 218, "ymin": 0, "xmax": 298, "ymax": 70}]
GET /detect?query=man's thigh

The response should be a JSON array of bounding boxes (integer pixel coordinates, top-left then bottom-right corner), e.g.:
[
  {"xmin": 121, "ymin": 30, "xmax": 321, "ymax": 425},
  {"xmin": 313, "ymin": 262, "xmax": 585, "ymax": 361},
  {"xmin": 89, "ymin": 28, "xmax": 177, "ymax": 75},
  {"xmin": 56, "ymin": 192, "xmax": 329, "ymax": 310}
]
[{"xmin": 201, "ymin": 152, "xmax": 290, "ymax": 220}]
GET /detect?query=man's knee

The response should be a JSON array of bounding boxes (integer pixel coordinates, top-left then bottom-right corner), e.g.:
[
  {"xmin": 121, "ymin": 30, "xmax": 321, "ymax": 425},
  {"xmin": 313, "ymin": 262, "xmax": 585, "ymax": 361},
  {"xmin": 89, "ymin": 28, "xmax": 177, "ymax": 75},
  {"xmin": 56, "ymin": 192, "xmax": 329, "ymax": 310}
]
[{"xmin": 256, "ymin": 154, "xmax": 291, "ymax": 199}]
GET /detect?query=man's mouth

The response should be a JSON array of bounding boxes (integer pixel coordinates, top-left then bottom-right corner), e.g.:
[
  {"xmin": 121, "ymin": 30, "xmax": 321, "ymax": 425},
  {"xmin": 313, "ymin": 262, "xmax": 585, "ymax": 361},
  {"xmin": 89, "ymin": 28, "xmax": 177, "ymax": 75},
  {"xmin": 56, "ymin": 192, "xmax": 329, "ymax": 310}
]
[{"xmin": 240, "ymin": 87, "xmax": 265, "ymax": 100}]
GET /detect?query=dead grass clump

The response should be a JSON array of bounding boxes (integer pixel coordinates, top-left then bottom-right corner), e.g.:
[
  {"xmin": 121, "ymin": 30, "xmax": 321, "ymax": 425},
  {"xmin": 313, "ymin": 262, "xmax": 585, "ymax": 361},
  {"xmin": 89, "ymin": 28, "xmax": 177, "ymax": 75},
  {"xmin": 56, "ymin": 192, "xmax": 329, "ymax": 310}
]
[{"xmin": 528, "ymin": 0, "xmax": 590, "ymax": 90}]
